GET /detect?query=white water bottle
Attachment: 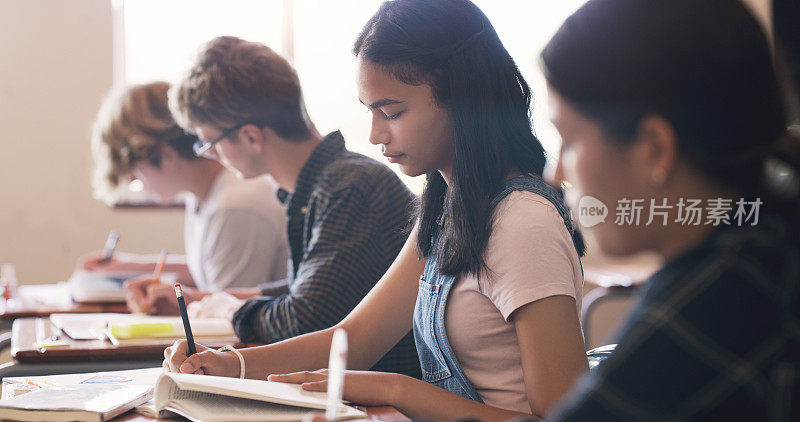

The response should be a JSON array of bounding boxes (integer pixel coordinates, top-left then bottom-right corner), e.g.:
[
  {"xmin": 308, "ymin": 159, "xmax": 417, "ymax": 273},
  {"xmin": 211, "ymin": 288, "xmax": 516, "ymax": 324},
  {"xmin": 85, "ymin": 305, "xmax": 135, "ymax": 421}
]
[{"xmin": 0, "ymin": 264, "xmax": 19, "ymax": 299}]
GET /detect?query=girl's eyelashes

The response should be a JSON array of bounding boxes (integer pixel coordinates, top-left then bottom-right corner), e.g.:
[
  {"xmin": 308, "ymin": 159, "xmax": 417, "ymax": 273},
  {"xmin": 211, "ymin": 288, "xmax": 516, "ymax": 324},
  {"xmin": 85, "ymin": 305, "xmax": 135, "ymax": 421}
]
[
  {"xmin": 365, "ymin": 108, "xmax": 402, "ymax": 120},
  {"xmin": 384, "ymin": 111, "xmax": 403, "ymax": 120},
  {"xmin": 378, "ymin": 108, "xmax": 403, "ymax": 120}
]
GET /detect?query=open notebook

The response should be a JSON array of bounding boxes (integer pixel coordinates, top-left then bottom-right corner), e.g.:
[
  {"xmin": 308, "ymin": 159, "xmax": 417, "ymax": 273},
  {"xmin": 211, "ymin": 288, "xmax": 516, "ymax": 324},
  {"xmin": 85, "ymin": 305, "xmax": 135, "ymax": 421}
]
[
  {"xmin": 156, "ymin": 372, "xmax": 366, "ymax": 422},
  {"xmin": 49, "ymin": 313, "xmax": 237, "ymax": 344}
]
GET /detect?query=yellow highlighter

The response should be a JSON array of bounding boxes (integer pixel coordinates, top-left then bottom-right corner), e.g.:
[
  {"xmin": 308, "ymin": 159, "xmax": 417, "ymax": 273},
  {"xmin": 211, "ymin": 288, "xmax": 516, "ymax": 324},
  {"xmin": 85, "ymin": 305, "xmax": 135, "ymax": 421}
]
[{"xmin": 108, "ymin": 322, "xmax": 174, "ymax": 339}]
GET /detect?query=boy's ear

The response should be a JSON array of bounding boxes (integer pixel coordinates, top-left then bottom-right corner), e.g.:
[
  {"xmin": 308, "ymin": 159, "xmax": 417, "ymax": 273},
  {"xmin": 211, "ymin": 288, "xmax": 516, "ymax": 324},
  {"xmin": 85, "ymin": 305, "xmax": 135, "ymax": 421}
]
[
  {"xmin": 238, "ymin": 124, "xmax": 268, "ymax": 153},
  {"xmin": 158, "ymin": 144, "xmax": 181, "ymax": 169}
]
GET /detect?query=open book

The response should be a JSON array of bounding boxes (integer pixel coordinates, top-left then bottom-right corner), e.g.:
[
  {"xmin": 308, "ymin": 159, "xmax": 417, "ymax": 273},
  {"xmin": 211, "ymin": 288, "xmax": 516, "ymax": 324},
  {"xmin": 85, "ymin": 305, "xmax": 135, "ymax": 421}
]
[
  {"xmin": 0, "ymin": 383, "xmax": 152, "ymax": 422},
  {"xmin": 156, "ymin": 372, "xmax": 366, "ymax": 422}
]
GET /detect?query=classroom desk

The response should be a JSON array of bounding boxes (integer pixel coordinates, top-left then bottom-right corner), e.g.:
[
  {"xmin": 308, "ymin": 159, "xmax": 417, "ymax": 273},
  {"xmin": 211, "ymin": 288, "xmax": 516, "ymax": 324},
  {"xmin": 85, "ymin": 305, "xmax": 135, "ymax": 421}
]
[
  {"xmin": 0, "ymin": 302, "xmax": 129, "ymax": 332},
  {"xmin": 1, "ymin": 317, "xmax": 249, "ymax": 378},
  {"xmin": 0, "ymin": 283, "xmax": 129, "ymax": 331},
  {"xmin": 0, "ymin": 297, "xmax": 129, "ymax": 320},
  {"xmin": 114, "ymin": 406, "xmax": 409, "ymax": 421},
  {"xmin": 10, "ymin": 317, "xmax": 249, "ymax": 363}
]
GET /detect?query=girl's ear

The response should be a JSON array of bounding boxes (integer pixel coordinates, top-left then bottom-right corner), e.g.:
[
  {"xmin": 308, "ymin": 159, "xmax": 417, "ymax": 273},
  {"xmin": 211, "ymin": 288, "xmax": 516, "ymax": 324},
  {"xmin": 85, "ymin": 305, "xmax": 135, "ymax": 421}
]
[{"xmin": 630, "ymin": 115, "xmax": 678, "ymax": 188}]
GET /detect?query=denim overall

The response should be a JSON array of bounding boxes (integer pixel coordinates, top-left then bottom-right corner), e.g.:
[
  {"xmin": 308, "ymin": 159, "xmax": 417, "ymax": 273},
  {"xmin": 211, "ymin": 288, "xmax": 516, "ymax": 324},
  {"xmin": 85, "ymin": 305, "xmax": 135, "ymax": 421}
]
[{"xmin": 412, "ymin": 176, "xmax": 582, "ymax": 402}]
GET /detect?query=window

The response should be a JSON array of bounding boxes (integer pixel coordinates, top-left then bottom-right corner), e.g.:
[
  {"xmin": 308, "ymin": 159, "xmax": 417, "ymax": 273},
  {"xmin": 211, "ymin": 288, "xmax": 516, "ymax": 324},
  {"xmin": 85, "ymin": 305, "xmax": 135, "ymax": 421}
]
[
  {"xmin": 114, "ymin": 0, "xmax": 586, "ymax": 200},
  {"xmin": 472, "ymin": 0, "xmax": 588, "ymax": 163},
  {"xmin": 117, "ymin": 0, "xmax": 284, "ymax": 85},
  {"xmin": 110, "ymin": 0, "xmax": 286, "ymax": 205}
]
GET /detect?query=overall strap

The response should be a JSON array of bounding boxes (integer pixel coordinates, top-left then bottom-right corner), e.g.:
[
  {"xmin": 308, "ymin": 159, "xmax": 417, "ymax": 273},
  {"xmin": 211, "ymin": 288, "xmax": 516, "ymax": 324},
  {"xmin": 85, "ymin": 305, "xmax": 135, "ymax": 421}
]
[{"xmin": 489, "ymin": 176, "xmax": 582, "ymax": 255}]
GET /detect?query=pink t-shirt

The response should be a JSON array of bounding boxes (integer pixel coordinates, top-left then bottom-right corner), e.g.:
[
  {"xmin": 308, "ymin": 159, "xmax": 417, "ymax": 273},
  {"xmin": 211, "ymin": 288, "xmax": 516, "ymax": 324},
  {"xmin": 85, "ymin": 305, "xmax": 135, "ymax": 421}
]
[{"xmin": 444, "ymin": 191, "xmax": 584, "ymax": 413}]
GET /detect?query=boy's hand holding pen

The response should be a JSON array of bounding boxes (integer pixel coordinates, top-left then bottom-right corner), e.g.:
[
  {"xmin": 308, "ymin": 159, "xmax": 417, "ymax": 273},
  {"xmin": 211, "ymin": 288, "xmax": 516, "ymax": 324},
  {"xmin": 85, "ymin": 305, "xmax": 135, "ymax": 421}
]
[
  {"xmin": 78, "ymin": 229, "xmax": 122, "ymax": 271},
  {"xmin": 142, "ymin": 249, "xmax": 169, "ymax": 313},
  {"xmin": 151, "ymin": 249, "xmax": 168, "ymax": 284},
  {"xmin": 123, "ymin": 249, "xmax": 179, "ymax": 314}
]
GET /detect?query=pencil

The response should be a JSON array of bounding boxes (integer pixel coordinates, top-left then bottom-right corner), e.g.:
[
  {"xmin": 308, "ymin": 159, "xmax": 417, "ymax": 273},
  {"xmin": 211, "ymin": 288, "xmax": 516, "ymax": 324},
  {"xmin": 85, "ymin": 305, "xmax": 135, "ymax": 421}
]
[
  {"xmin": 174, "ymin": 283, "xmax": 197, "ymax": 356},
  {"xmin": 151, "ymin": 249, "xmax": 168, "ymax": 285}
]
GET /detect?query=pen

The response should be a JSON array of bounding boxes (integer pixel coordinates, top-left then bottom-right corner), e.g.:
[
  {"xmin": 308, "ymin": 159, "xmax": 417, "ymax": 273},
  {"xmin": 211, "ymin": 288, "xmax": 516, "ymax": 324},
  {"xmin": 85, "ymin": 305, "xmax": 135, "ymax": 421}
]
[
  {"xmin": 139, "ymin": 249, "xmax": 168, "ymax": 314},
  {"xmin": 99, "ymin": 229, "xmax": 120, "ymax": 264},
  {"xmin": 326, "ymin": 328, "xmax": 347, "ymax": 420},
  {"xmin": 151, "ymin": 249, "xmax": 168, "ymax": 285},
  {"xmin": 174, "ymin": 283, "xmax": 197, "ymax": 356}
]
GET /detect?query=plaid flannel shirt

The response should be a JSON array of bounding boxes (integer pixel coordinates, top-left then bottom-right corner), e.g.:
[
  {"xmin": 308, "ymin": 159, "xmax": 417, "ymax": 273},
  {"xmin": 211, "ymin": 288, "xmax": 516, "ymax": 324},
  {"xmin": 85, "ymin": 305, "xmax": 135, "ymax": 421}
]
[{"xmin": 553, "ymin": 214, "xmax": 800, "ymax": 421}]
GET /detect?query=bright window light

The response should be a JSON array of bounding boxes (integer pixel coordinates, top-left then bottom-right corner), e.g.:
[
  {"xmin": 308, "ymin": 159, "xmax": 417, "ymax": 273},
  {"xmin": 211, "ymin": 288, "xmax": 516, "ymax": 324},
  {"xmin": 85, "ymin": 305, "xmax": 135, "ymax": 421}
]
[
  {"xmin": 118, "ymin": 0, "xmax": 586, "ymax": 196},
  {"xmin": 121, "ymin": 0, "xmax": 283, "ymax": 85}
]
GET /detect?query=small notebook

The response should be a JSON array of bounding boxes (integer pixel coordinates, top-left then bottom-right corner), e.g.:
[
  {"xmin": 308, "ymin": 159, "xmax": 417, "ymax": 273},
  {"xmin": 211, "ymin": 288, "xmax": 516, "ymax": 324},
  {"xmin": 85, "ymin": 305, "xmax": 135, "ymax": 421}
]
[
  {"xmin": 155, "ymin": 372, "xmax": 366, "ymax": 422},
  {"xmin": 68, "ymin": 270, "xmax": 177, "ymax": 303},
  {"xmin": 0, "ymin": 383, "xmax": 152, "ymax": 422}
]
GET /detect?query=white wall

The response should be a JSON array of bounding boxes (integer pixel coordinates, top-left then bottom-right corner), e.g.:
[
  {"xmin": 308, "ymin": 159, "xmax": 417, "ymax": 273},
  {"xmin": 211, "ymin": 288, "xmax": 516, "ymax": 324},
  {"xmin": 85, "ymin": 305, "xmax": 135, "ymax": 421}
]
[{"xmin": 0, "ymin": 0, "xmax": 185, "ymax": 284}]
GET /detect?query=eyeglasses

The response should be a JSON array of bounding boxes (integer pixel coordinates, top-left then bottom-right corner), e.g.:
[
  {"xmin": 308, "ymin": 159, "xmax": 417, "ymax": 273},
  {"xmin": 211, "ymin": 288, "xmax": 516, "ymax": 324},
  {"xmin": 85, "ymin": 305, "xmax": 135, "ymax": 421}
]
[{"xmin": 192, "ymin": 123, "xmax": 248, "ymax": 158}]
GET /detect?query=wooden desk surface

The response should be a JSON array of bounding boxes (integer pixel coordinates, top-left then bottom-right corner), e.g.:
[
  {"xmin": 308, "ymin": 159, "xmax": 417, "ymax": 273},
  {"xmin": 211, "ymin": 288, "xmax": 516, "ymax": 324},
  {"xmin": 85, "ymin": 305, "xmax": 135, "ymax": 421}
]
[
  {"xmin": 0, "ymin": 301, "xmax": 129, "ymax": 320},
  {"xmin": 113, "ymin": 405, "xmax": 409, "ymax": 421},
  {"xmin": 0, "ymin": 283, "xmax": 130, "ymax": 321},
  {"xmin": 11, "ymin": 318, "xmax": 249, "ymax": 364}
]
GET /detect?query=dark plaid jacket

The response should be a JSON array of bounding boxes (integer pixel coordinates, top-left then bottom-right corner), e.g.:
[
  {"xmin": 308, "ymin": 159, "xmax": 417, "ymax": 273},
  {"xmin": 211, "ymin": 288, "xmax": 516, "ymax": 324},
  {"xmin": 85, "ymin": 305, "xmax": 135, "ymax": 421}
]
[
  {"xmin": 232, "ymin": 131, "xmax": 421, "ymax": 378},
  {"xmin": 553, "ymin": 214, "xmax": 800, "ymax": 421}
]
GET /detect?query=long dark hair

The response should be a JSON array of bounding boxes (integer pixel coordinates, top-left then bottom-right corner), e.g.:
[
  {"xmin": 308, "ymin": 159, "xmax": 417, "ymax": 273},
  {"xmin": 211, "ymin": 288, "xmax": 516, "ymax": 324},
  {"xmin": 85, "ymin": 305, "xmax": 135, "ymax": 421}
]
[
  {"xmin": 354, "ymin": 0, "xmax": 574, "ymax": 277},
  {"xmin": 542, "ymin": 0, "xmax": 800, "ymax": 242}
]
